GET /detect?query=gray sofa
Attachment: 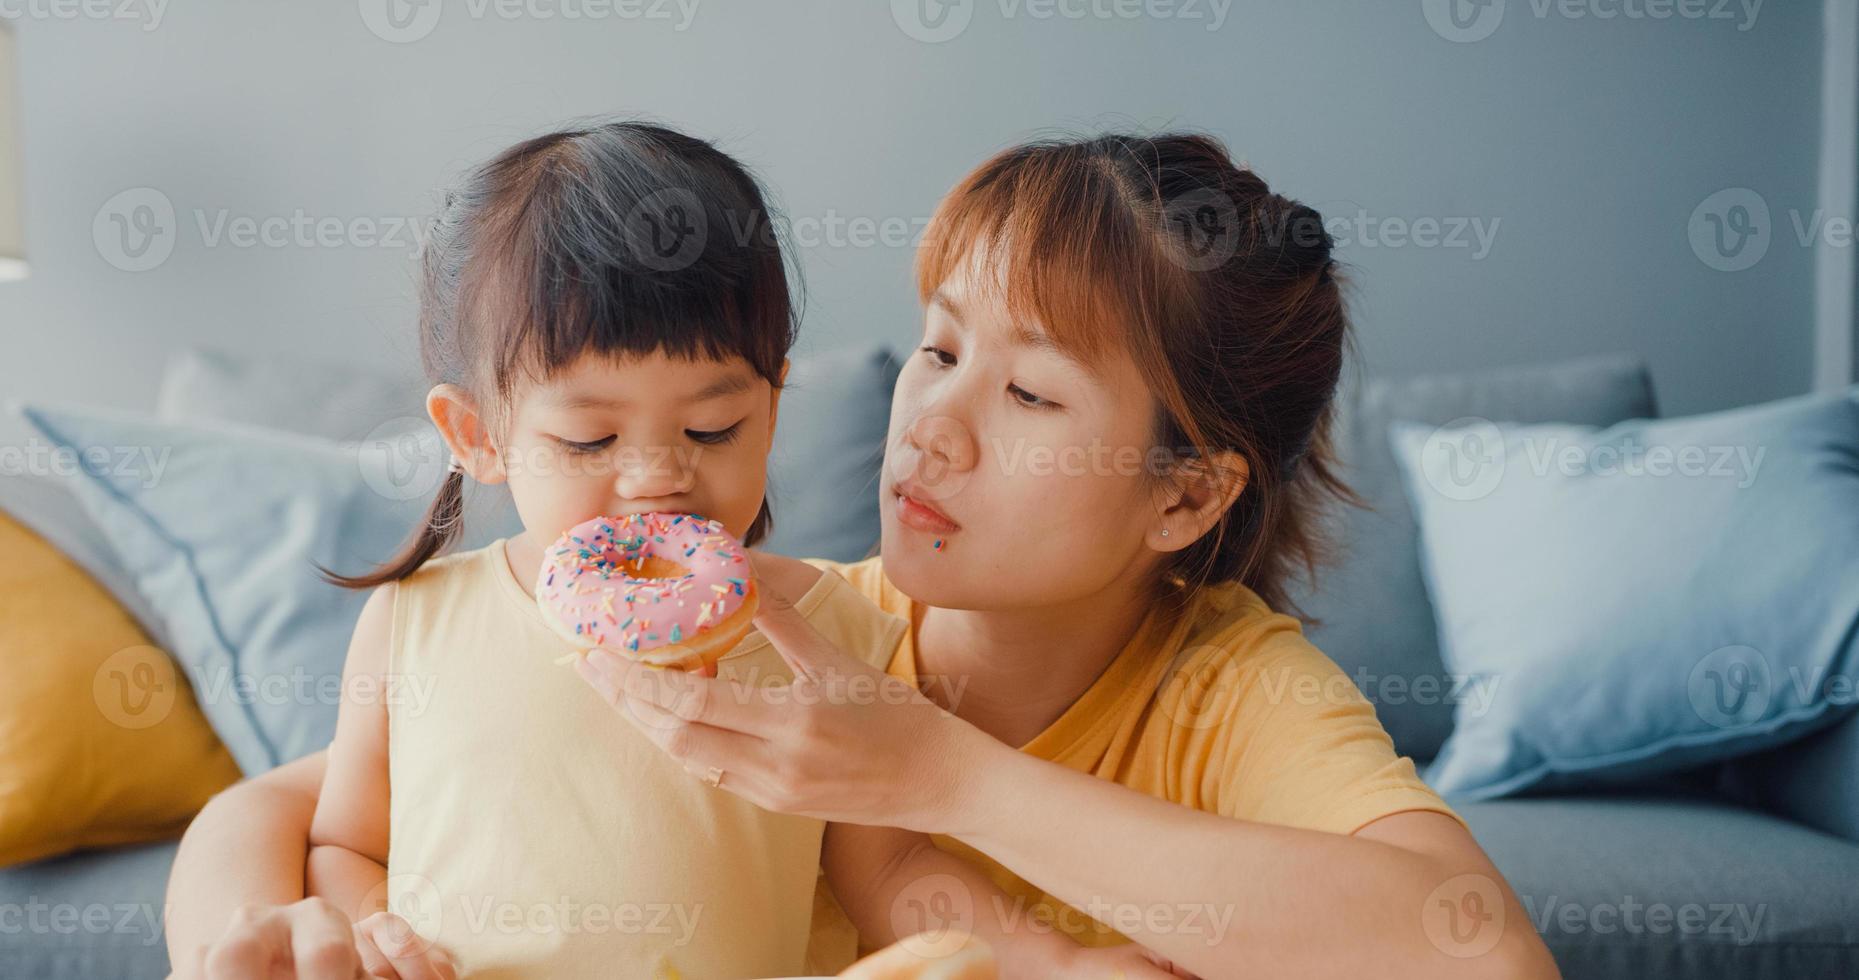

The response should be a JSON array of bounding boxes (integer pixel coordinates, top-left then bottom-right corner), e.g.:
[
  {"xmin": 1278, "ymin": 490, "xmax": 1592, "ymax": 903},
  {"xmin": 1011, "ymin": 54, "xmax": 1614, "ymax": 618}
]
[{"xmin": 4, "ymin": 352, "xmax": 1856, "ymax": 979}]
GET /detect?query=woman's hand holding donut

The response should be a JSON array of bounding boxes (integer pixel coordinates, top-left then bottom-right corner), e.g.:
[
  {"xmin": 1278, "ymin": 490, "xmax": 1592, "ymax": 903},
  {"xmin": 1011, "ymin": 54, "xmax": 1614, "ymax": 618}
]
[{"xmin": 573, "ymin": 583, "xmax": 994, "ymax": 833}]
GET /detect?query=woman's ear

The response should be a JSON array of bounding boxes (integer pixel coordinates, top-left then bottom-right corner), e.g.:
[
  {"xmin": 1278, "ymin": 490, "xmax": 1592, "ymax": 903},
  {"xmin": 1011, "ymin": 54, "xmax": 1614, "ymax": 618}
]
[
  {"xmin": 426, "ymin": 384, "xmax": 506, "ymax": 485},
  {"xmin": 1148, "ymin": 450, "xmax": 1249, "ymax": 552}
]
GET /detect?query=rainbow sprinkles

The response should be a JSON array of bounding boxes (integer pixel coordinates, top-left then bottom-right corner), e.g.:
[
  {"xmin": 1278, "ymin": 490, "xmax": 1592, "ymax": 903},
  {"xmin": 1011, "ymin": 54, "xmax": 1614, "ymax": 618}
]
[{"xmin": 535, "ymin": 512, "xmax": 751, "ymax": 661}]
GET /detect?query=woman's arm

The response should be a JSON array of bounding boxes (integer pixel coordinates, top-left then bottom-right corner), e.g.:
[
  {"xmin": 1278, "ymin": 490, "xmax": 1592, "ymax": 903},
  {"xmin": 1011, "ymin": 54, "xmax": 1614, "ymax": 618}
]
[
  {"xmin": 582, "ymin": 592, "xmax": 1559, "ymax": 980},
  {"xmin": 823, "ymin": 823, "xmax": 1189, "ymax": 978},
  {"xmin": 943, "ymin": 744, "xmax": 1558, "ymax": 980}
]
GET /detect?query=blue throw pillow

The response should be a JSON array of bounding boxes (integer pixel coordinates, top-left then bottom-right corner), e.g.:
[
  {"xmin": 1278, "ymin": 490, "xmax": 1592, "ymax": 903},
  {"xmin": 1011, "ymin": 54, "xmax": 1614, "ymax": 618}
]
[
  {"xmin": 15, "ymin": 403, "xmax": 513, "ymax": 774},
  {"xmin": 1390, "ymin": 388, "xmax": 1859, "ymax": 799}
]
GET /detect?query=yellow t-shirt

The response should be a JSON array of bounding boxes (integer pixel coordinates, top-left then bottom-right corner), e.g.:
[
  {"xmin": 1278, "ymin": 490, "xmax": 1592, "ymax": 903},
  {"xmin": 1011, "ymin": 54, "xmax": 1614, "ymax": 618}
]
[
  {"xmin": 386, "ymin": 541, "xmax": 904, "ymax": 979},
  {"xmin": 803, "ymin": 556, "xmax": 1462, "ymax": 954}
]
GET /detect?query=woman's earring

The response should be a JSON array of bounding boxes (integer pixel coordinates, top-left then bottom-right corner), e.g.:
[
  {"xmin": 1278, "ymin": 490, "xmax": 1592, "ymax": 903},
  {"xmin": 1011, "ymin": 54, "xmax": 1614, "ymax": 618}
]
[{"xmin": 1160, "ymin": 528, "xmax": 1170, "ymax": 538}]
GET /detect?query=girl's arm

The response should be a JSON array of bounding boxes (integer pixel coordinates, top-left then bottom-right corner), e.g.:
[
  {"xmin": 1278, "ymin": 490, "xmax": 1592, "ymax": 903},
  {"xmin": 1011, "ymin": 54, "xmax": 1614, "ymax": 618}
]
[
  {"xmin": 823, "ymin": 823, "xmax": 1190, "ymax": 978},
  {"xmin": 164, "ymin": 751, "xmax": 325, "ymax": 968},
  {"xmin": 304, "ymin": 584, "xmax": 397, "ymax": 913}
]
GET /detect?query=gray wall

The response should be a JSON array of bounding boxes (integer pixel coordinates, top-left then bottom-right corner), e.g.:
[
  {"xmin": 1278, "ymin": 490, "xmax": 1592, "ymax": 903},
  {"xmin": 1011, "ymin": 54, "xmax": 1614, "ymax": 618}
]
[{"xmin": 0, "ymin": 0, "xmax": 1832, "ymax": 446}]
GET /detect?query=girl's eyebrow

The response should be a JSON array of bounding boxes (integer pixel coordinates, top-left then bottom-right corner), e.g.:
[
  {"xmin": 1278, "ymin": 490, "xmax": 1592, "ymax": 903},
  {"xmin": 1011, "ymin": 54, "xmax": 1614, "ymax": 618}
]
[{"xmin": 553, "ymin": 371, "xmax": 757, "ymax": 411}]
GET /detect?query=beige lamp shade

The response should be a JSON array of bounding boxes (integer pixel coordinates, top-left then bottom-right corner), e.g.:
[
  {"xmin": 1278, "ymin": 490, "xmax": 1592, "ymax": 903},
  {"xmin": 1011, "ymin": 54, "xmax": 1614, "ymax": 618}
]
[{"xmin": 0, "ymin": 21, "xmax": 23, "ymax": 280}]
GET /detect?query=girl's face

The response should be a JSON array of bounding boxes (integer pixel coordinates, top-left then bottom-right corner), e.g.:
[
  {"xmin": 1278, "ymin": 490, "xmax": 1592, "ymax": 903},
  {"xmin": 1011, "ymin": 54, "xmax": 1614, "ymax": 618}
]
[
  {"xmin": 881, "ymin": 257, "xmax": 1173, "ymax": 611},
  {"xmin": 487, "ymin": 351, "xmax": 781, "ymax": 544}
]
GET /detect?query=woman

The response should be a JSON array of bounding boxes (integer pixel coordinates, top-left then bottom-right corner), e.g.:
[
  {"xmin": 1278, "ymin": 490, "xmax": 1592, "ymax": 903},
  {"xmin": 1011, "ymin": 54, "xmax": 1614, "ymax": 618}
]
[{"xmin": 166, "ymin": 133, "xmax": 1558, "ymax": 980}]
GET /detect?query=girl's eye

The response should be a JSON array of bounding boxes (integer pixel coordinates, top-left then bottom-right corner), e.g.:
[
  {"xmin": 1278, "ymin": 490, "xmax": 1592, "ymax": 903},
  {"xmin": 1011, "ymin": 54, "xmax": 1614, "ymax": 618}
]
[
  {"xmin": 687, "ymin": 422, "xmax": 743, "ymax": 446},
  {"xmin": 1008, "ymin": 383, "xmax": 1057, "ymax": 410},
  {"xmin": 556, "ymin": 435, "xmax": 616, "ymax": 455},
  {"xmin": 919, "ymin": 345, "xmax": 955, "ymax": 368}
]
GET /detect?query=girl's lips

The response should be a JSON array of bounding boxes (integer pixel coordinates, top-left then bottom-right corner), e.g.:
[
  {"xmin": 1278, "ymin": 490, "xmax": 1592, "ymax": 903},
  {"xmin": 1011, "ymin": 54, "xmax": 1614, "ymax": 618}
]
[{"xmin": 893, "ymin": 488, "xmax": 960, "ymax": 534}]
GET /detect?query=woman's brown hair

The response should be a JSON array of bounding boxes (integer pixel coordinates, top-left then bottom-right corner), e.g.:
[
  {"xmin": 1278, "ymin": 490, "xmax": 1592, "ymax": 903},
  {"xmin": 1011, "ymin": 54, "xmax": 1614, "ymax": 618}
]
[
  {"xmin": 916, "ymin": 132, "xmax": 1354, "ymax": 616},
  {"xmin": 323, "ymin": 120, "xmax": 796, "ymax": 589}
]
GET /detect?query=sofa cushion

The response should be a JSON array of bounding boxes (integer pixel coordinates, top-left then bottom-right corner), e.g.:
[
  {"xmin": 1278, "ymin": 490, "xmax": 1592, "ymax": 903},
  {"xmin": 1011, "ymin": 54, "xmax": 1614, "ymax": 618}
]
[
  {"xmin": 1292, "ymin": 354, "xmax": 1657, "ymax": 761},
  {"xmin": 1460, "ymin": 794, "xmax": 1859, "ymax": 979},
  {"xmin": 0, "ymin": 839, "xmax": 175, "ymax": 979}
]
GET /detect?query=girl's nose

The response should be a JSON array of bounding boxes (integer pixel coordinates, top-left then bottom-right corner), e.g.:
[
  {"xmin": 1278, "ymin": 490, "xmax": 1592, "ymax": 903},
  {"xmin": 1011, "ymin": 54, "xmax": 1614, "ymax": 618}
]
[{"xmin": 611, "ymin": 444, "xmax": 693, "ymax": 500}]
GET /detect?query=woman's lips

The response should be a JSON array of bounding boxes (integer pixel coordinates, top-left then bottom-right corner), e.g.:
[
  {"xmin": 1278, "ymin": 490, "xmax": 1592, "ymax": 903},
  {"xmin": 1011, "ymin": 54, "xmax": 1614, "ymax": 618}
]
[{"xmin": 892, "ymin": 486, "xmax": 960, "ymax": 534}]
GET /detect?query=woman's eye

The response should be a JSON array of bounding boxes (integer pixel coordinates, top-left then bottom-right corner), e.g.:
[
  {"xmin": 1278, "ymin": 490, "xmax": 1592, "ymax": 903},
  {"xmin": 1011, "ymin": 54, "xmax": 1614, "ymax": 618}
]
[
  {"xmin": 687, "ymin": 422, "xmax": 742, "ymax": 446},
  {"xmin": 1008, "ymin": 383, "xmax": 1056, "ymax": 409},
  {"xmin": 919, "ymin": 345, "xmax": 955, "ymax": 368},
  {"xmin": 556, "ymin": 435, "xmax": 616, "ymax": 455}
]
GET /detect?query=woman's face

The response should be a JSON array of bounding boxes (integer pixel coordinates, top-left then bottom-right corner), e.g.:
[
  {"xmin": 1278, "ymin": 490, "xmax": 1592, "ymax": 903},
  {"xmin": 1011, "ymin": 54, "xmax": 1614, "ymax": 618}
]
[{"xmin": 881, "ymin": 256, "xmax": 1170, "ymax": 611}]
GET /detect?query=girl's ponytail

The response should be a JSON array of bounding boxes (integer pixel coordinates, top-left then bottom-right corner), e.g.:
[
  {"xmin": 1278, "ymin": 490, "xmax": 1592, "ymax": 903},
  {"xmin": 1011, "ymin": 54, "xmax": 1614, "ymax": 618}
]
[{"xmin": 319, "ymin": 466, "xmax": 468, "ymax": 590}]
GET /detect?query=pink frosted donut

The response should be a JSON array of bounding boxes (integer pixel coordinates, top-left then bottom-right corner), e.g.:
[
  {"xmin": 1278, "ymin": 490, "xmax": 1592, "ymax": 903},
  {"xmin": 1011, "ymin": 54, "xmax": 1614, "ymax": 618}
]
[{"xmin": 535, "ymin": 512, "xmax": 758, "ymax": 671}]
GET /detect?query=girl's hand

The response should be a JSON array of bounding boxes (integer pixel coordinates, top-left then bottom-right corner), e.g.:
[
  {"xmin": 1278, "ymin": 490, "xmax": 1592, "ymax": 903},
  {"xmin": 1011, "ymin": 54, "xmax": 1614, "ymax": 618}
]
[
  {"xmin": 573, "ymin": 585, "xmax": 995, "ymax": 832},
  {"xmin": 185, "ymin": 899, "xmax": 455, "ymax": 980}
]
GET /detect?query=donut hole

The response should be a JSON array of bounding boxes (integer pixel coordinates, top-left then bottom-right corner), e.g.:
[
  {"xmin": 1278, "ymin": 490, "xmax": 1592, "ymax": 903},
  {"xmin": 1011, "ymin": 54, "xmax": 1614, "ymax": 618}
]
[{"xmin": 617, "ymin": 555, "xmax": 690, "ymax": 580}]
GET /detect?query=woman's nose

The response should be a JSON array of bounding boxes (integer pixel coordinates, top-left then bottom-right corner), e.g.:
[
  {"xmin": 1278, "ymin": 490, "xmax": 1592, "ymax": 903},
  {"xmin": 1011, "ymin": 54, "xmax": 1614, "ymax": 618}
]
[{"xmin": 896, "ymin": 410, "xmax": 977, "ymax": 500}]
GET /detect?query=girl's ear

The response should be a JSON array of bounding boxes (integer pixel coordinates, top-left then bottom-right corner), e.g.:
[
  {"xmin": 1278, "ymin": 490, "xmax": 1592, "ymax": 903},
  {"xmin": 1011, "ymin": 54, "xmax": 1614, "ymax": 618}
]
[
  {"xmin": 1148, "ymin": 450, "xmax": 1249, "ymax": 552},
  {"xmin": 427, "ymin": 384, "xmax": 506, "ymax": 485}
]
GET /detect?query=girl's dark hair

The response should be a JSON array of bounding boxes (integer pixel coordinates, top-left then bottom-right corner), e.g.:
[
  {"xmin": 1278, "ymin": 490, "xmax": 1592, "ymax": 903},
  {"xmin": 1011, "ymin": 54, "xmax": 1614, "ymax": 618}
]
[
  {"xmin": 916, "ymin": 132, "xmax": 1356, "ymax": 617},
  {"xmin": 325, "ymin": 120, "xmax": 796, "ymax": 589}
]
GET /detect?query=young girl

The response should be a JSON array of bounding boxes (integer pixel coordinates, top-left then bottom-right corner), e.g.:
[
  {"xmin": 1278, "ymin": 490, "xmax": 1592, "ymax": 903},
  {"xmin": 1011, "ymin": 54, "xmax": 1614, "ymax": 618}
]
[{"xmin": 303, "ymin": 121, "xmax": 1066, "ymax": 979}]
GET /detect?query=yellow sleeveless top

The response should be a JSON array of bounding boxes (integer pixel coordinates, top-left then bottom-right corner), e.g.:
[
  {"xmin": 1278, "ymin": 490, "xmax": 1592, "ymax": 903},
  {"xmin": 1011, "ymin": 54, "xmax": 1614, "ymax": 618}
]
[{"xmin": 385, "ymin": 540, "xmax": 906, "ymax": 979}]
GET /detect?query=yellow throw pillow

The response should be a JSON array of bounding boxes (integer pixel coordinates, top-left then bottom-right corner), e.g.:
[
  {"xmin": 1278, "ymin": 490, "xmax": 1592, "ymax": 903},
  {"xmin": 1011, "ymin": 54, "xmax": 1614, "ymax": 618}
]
[{"xmin": 0, "ymin": 508, "xmax": 241, "ymax": 868}]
